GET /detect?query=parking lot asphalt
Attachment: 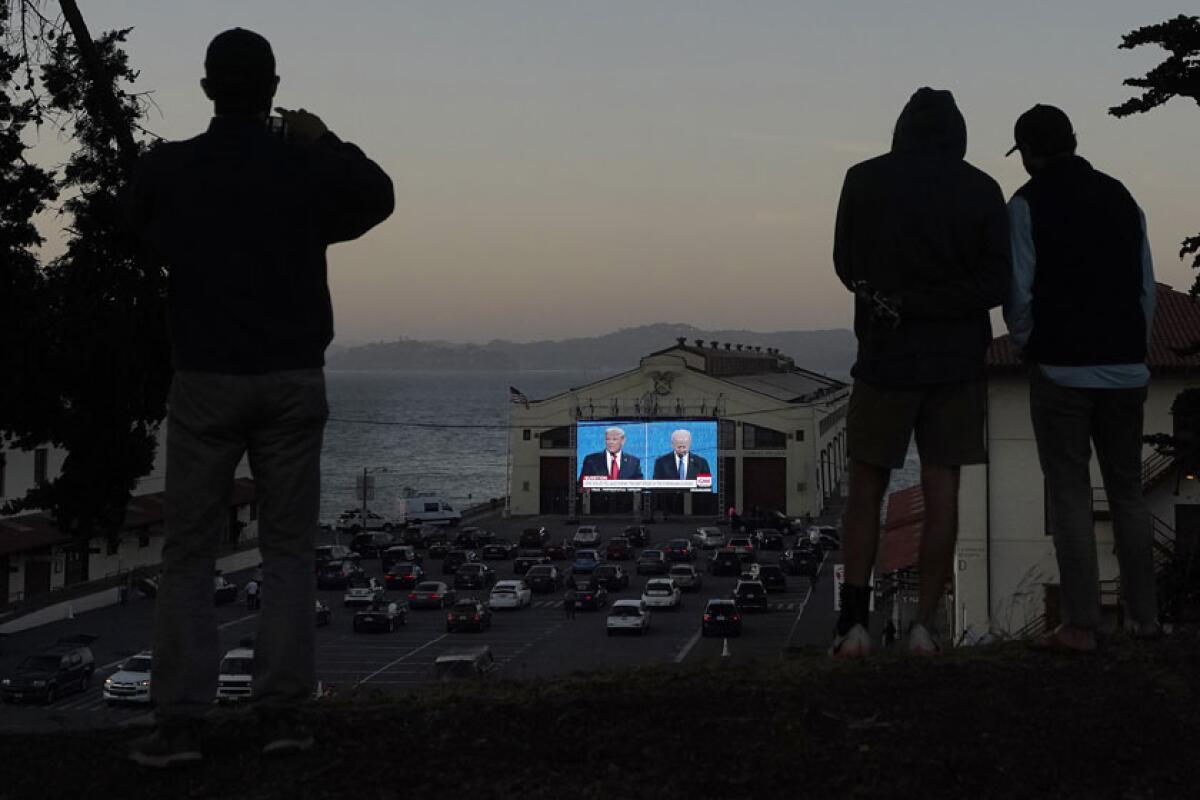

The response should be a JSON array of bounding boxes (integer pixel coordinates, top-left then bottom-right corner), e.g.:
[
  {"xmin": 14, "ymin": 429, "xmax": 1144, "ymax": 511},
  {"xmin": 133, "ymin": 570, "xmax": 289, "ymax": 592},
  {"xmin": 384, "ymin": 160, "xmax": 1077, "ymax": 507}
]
[{"xmin": 0, "ymin": 516, "xmax": 838, "ymax": 732}]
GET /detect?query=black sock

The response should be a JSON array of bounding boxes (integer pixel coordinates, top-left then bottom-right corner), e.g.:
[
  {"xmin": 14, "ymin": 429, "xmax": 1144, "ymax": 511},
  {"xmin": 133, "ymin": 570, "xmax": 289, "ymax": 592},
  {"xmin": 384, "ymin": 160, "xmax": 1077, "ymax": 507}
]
[{"xmin": 836, "ymin": 582, "xmax": 872, "ymax": 636}]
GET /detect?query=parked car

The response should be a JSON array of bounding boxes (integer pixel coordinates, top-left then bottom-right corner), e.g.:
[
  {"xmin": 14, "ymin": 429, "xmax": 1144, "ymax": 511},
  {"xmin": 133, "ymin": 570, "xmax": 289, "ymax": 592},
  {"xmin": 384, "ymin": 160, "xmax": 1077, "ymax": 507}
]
[
  {"xmin": 402, "ymin": 496, "xmax": 461, "ymax": 527},
  {"xmin": 664, "ymin": 538, "xmax": 696, "ymax": 562},
  {"xmin": 380, "ymin": 545, "xmax": 421, "ymax": 572},
  {"xmin": 103, "ymin": 650, "xmax": 152, "ymax": 705},
  {"xmin": 454, "ymin": 563, "xmax": 497, "ymax": 590},
  {"xmin": 603, "ymin": 537, "xmax": 631, "ymax": 561},
  {"xmin": 401, "ymin": 524, "xmax": 440, "ymax": 548},
  {"xmin": 592, "ymin": 564, "xmax": 630, "ymax": 591},
  {"xmin": 543, "ymin": 539, "xmax": 575, "ymax": 561},
  {"xmin": 343, "ymin": 577, "xmax": 385, "ymax": 608},
  {"xmin": 623, "ymin": 525, "xmax": 651, "ymax": 548},
  {"xmin": 315, "ymin": 599, "xmax": 332, "ymax": 627},
  {"xmin": 572, "ymin": 549, "xmax": 602, "ymax": 575},
  {"xmin": 641, "ymin": 578, "xmax": 682, "ymax": 611},
  {"xmin": 606, "ymin": 600, "xmax": 651, "ymax": 636},
  {"xmin": 316, "ymin": 558, "xmax": 364, "ymax": 590},
  {"xmin": 216, "ymin": 646, "xmax": 254, "ymax": 703},
  {"xmin": 446, "ymin": 598, "xmax": 493, "ymax": 632},
  {"xmin": 707, "ymin": 550, "xmax": 743, "ymax": 576},
  {"xmin": 433, "ymin": 645, "xmax": 496, "ymax": 681},
  {"xmin": 353, "ymin": 599, "xmax": 408, "ymax": 633},
  {"xmin": 816, "ymin": 526, "xmax": 841, "ymax": 550},
  {"xmin": 725, "ymin": 536, "xmax": 757, "ymax": 561},
  {"xmin": 426, "ymin": 534, "xmax": 452, "ymax": 559},
  {"xmin": 636, "ymin": 549, "xmax": 669, "ymax": 575},
  {"xmin": 668, "ymin": 564, "xmax": 703, "ymax": 592},
  {"xmin": 519, "ymin": 526, "xmax": 549, "ymax": 549},
  {"xmin": 337, "ymin": 510, "xmax": 398, "ymax": 533},
  {"xmin": 754, "ymin": 529, "xmax": 785, "ymax": 551},
  {"xmin": 350, "ymin": 531, "xmax": 396, "ymax": 559},
  {"xmin": 572, "ymin": 525, "xmax": 601, "ymax": 547},
  {"xmin": 780, "ymin": 548, "xmax": 820, "ymax": 577},
  {"xmin": 701, "ymin": 598, "xmax": 743, "ymax": 637},
  {"xmin": 442, "ymin": 549, "xmax": 479, "ymax": 575},
  {"xmin": 1, "ymin": 636, "xmax": 96, "ymax": 705},
  {"xmin": 481, "ymin": 540, "xmax": 517, "ymax": 560},
  {"xmin": 213, "ymin": 575, "xmax": 239, "ymax": 605},
  {"xmin": 383, "ymin": 562, "xmax": 424, "ymax": 591},
  {"xmin": 739, "ymin": 562, "xmax": 762, "ymax": 582},
  {"xmin": 488, "ymin": 580, "xmax": 532, "ymax": 610},
  {"xmin": 525, "ymin": 564, "xmax": 563, "ymax": 594},
  {"xmin": 572, "ymin": 581, "xmax": 609, "ymax": 611},
  {"xmin": 408, "ymin": 581, "xmax": 457, "ymax": 609},
  {"xmin": 692, "ymin": 527, "xmax": 726, "ymax": 549},
  {"xmin": 757, "ymin": 564, "xmax": 788, "ymax": 593},
  {"xmin": 454, "ymin": 527, "xmax": 488, "ymax": 549},
  {"xmin": 314, "ymin": 544, "xmax": 352, "ymax": 570},
  {"xmin": 513, "ymin": 555, "xmax": 551, "ymax": 576},
  {"xmin": 733, "ymin": 580, "xmax": 769, "ymax": 613}
]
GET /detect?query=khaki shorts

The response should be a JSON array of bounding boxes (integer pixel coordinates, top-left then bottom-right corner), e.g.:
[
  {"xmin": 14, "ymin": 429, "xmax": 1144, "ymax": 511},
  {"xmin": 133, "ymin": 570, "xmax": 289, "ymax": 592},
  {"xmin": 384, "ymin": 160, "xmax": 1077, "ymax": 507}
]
[{"xmin": 846, "ymin": 379, "xmax": 987, "ymax": 469}]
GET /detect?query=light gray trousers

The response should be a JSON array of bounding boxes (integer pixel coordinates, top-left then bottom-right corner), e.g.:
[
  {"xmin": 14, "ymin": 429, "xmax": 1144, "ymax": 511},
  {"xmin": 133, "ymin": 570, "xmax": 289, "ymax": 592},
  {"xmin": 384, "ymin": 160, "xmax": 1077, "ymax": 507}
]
[
  {"xmin": 153, "ymin": 369, "xmax": 326, "ymax": 721},
  {"xmin": 1030, "ymin": 369, "xmax": 1159, "ymax": 631}
]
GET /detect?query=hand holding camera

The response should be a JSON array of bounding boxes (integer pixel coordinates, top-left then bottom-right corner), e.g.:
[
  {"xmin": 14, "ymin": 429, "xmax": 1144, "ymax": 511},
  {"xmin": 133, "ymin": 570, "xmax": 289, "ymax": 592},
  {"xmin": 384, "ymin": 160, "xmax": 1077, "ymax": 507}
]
[
  {"xmin": 272, "ymin": 107, "xmax": 329, "ymax": 144},
  {"xmin": 851, "ymin": 280, "xmax": 902, "ymax": 329}
]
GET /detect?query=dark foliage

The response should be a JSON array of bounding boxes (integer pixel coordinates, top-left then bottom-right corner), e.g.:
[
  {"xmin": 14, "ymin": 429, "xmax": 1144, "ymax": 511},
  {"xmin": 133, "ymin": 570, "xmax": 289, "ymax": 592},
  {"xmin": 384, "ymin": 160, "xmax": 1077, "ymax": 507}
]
[
  {"xmin": 0, "ymin": 9, "xmax": 170, "ymax": 543},
  {"xmin": 1111, "ymin": 15, "xmax": 1200, "ymax": 294}
]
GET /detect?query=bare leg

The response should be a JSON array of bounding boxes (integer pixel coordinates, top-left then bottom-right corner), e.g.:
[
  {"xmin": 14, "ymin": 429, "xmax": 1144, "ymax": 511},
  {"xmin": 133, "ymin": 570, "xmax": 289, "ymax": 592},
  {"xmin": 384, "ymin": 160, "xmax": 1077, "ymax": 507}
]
[
  {"xmin": 842, "ymin": 459, "xmax": 892, "ymax": 586},
  {"xmin": 916, "ymin": 463, "xmax": 960, "ymax": 626}
]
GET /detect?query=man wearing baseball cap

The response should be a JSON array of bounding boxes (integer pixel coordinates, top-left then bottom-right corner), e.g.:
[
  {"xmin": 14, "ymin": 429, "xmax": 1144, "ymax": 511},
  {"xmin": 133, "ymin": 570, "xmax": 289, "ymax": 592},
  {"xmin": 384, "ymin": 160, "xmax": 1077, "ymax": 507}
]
[
  {"xmin": 1003, "ymin": 104, "xmax": 1161, "ymax": 653},
  {"xmin": 127, "ymin": 28, "xmax": 394, "ymax": 766}
]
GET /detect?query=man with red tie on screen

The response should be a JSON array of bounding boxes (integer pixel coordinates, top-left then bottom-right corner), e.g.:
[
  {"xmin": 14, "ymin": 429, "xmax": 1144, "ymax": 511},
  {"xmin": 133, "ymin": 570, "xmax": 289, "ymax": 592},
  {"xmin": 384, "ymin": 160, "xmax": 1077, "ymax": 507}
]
[{"xmin": 579, "ymin": 427, "xmax": 643, "ymax": 481}]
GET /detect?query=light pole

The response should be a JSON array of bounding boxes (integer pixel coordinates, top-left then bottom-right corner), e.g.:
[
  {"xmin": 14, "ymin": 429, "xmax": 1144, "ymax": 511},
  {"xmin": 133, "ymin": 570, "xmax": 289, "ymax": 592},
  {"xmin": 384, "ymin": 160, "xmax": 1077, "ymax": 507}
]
[{"xmin": 353, "ymin": 467, "xmax": 388, "ymax": 545}]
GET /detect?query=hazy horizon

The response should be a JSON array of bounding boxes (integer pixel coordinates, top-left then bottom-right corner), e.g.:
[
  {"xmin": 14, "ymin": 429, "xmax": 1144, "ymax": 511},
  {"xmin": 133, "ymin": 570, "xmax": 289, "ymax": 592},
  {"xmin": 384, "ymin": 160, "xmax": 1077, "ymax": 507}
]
[{"xmin": 25, "ymin": 1, "xmax": 1199, "ymax": 343}]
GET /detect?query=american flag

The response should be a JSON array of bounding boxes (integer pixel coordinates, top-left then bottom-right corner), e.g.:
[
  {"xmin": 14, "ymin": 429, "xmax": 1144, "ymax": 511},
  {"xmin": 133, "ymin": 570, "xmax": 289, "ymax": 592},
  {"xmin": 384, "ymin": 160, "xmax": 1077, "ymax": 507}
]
[{"xmin": 509, "ymin": 386, "xmax": 529, "ymax": 408}]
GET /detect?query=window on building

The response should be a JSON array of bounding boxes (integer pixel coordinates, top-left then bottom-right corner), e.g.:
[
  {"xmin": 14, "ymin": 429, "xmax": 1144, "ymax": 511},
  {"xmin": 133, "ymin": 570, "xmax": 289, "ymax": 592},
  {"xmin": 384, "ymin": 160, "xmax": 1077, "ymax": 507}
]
[
  {"xmin": 522, "ymin": 429, "xmax": 531, "ymax": 441},
  {"xmin": 34, "ymin": 448, "xmax": 48, "ymax": 486},
  {"xmin": 795, "ymin": 429, "xmax": 805, "ymax": 442},
  {"xmin": 719, "ymin": 420, "xmax": 735, "ymax": 450},
  {"xmin": 743, "ymin": 424, "xmax": 786, "ymax": 450},
  {"xmin": 106, "ymin": 538, "xmax": 119, "ymax": 556},
  {"xmin": 540, "ymin": 427, "xmax": 570, "ymax": 449}
]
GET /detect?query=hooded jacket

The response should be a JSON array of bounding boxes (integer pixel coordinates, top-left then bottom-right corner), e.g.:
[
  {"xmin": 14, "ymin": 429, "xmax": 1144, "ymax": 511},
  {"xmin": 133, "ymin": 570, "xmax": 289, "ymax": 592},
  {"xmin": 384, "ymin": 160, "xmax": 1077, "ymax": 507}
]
[{"xmin": 833, "ymin": 88, "xmax": 1010, "ymax": 386}]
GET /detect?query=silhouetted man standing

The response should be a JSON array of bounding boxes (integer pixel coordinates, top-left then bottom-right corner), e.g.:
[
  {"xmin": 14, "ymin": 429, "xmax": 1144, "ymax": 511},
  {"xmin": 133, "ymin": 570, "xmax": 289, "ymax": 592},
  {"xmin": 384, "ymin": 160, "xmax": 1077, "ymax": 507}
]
[
  {"xmin": 128, "ymin": 28, "xmax": 393, "ymax": 767},
  {"xmin": 831, "ymin": 87, "xmax": 1010, "ymax": 658},
  {"xmin": 1003, "ymin": 105, "xmax": 1159, "ymax": 652}
]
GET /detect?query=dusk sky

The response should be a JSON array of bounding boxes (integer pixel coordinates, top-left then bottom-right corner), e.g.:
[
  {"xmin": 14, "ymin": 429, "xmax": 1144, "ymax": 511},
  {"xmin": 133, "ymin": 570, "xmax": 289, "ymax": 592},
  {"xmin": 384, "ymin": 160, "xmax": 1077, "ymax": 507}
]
[{"xmin": 37, "ymin": 1, "xmax": 1199, "ymax": 344}]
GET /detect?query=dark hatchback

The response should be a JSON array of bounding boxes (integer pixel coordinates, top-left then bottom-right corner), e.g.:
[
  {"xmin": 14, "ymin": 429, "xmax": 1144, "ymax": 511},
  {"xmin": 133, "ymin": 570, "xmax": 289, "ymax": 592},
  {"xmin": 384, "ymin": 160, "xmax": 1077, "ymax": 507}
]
[
  {"xmin": 316, "ymin": 559, "xmax": 364, "ymax": 589},
  {"xmin": 604, "ymin": 538, "xmax": 631, "ymax": 561},
  {"xmin": 755, "ymin": 530, "xmax": 785, "ymax": 551},
  {"xmin": 513, "ymin": 555, "xmax": 550, "ymax": 577},
  {"xmin": 524, "ymin": 565, "xmax": 561, "ymax": 593},
  {"xmin": 380, "ymin": 545, "xmax": 421, "ymax": 572},
  {"xmin": 350, "ymin": 531, "xmax": 396, "ymax": 559},
  {"xmin": 446, "ymin": 599, "xmax": 493, "ymax": 632},
  {"xmin": 757, "ymin": 564, "xmax": 788, "ymax": 593},
  {"xmin": 519, "ymin": 527, "xmax": 549, "ymax": 549},
  {"xmin": 701, "ymin": 599, "xmax": 743, "ymax": 637},
  {"xmin": 733, "ymin": 581, "xmax": 769, "ymax": 612},
  {"xmin": 664, "ymin": 539, "xmax": 695, "ymax": 562},
  {"xmin": 481, "ymin": 540, "xmax": 516, "ymax": 560},
  {"xmin": 426, "ymin": 535, "xmax": 451, "ymax": 559},
  {"xmin": 623, "ymin": 525, "xmax": 651, "ymax": 548},
  {"xmin": 353, "ymin": 600, "xmax": 408, "ymax": 633},
  {"xmin": 707, "ymin": 550, "xmax": 742, "ymax": 577},
  {"xmin": 408, "ymin": 581, "xmax": 456, "ymax": 609},
  {"xmin": 543, "ymin": 540, "xmax": 575, "ymax": 561},
  {"xmin": 453, "ymin": 563, "xmax": 497, "ymax": 590},
  {"xmin": 573, "ymin": 581, "xmax": 609, "ymax": 611},
  {"xmin": 442, "ymin": 549, "xmax": 478, "ymax": 575},
  {"xmin": 592, "ymin": 564, "xmax": 629, "ymax": 591},
  {"xmin": 383, "ymin": 562, "xmax": 423, "ymax": 591},
  {"xmin": 636, "ymin": 549, "xmax": 669, "ymax": 575},
  {"xmin": 780, "ymin": 548, "xmax": 820, "ymax": 577}
]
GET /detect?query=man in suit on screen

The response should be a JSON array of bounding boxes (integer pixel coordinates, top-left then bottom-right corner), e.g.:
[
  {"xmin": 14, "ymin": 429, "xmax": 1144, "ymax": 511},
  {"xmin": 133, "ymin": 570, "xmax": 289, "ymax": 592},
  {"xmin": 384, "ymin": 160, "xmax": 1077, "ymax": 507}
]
[
  {"xmin": 579, "ymin": 427, "xmax": 643, "ymax": 481},
  {"xmin": 652, "ymin": 429, "xmax": 711, "ymax": 481}
]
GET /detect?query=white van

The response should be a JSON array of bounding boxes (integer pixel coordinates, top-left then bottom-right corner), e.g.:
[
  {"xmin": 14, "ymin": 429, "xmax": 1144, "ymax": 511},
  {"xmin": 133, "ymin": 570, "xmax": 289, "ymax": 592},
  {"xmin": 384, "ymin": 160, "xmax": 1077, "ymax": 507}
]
[
  {"xmin": 216, "ymin": 647, "xmax": 254, "ymax": 703},
  {"xmin": 402, "ymin": 497, "xmax": 461, "ymax": 527}
]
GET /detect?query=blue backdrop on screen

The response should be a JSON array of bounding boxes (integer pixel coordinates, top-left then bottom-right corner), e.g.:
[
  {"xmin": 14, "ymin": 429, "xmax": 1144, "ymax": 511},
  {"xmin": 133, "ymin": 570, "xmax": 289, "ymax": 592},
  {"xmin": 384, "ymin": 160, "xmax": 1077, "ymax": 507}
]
[{"xmin": 576, "ymin": 420, "xmax": 718, "ymax": 492}]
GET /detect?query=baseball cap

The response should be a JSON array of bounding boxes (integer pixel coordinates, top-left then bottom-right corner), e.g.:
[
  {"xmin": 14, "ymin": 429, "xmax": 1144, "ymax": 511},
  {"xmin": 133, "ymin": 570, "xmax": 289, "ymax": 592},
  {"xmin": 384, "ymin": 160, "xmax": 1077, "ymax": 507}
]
[
  {"xmin": 1005, "ymin": 104, "xmax": 1075, "ymax": 157},
  {"xmin": 204, "ymin": 28, "xmax": 275, "ymax": 84}
]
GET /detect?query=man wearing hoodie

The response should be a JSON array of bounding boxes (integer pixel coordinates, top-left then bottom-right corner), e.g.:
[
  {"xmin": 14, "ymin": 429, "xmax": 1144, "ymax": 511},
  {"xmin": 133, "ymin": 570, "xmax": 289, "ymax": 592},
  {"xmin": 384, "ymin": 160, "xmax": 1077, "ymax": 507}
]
[
  {"xmin": 831, "ymin": 88, "xmax": 1010, "ymax": 657},
  {"xmin": 1003, "ymin": 105, "xmax": 1160, "ymax": 653}
]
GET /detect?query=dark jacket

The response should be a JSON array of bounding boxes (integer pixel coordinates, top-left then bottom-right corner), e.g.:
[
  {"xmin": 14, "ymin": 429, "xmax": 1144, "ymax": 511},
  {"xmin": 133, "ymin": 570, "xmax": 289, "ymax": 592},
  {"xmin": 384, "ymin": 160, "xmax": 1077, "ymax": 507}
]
[
  {"xmin": 652, "ymin": 452, "xmax": 711, "ymax": 480},
  {"xmin": 129, "ymin": 116, "xmax": 394, "ymax": 374},
  {"xmin": 1015, "ymin": 156, "xmax": 1145, "ymax": 366},
  {"xmin": 834, "ymin": 88, "xmax": 1010, "ymax": 386},
  {"xmin": 579, "ymin": 452, "xmax": 643, "ymax": 480}
]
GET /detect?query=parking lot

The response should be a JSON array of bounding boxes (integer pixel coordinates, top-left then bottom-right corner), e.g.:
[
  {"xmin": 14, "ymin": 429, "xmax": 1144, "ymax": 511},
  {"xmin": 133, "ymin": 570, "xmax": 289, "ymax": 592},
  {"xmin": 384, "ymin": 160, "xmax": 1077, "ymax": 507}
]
[{"xmin": 0, "ymin": 516, "xmax": 838, "ymax": 731}]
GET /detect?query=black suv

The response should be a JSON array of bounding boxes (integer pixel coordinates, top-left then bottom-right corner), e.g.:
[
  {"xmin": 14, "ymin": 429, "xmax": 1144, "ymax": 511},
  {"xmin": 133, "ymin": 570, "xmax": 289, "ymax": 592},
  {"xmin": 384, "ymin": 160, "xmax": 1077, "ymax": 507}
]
[
  {"xmin": 519, "ymin": 527, "xmax": 549, "ymax": 549},
  {"xmin": 757, "ymin": 563, "xmax": 788, "ymax": 592},
  {"xmin": 708, "ymin": 550, "xmax": 742, "ymax": 576},
  {"xmin": 623, "ymin": 525, "xmax": 651, "ymax": 548},
  {"xmin": 442, "ymin": 549, "xmax": 478, "ymax": 575},
  {"xmin": 592, "ymin": 564, "xmax": 629, "ymax": 591},
  {"xmin": 350, "ymin": 531, "xmax": 396, "ymax": 559},
  {"xmin": 701, "ymin": 599, "xmax": 742, "ymax": 637},
  {"xmin": 1, "ymin": 635, "xmax": 96, "ymax": 704}
]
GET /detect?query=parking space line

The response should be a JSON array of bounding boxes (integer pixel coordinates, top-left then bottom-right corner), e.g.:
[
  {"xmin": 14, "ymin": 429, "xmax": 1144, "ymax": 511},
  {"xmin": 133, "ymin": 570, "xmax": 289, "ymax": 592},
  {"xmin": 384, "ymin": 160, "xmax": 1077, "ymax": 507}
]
[
  {"xmin": 217, "ymin": 613, "xmax": 258, "ymax": 631},
  {"xmin": 353, "ymin": 633, "xmax": 447, "ymax": 688},
  {"xmin": 673, "ymin": 628, "xmax": 702, "ymax": 663},
  {"xmin": 784, "ymin": 584, "xmax": 815, "ymax": 646}
]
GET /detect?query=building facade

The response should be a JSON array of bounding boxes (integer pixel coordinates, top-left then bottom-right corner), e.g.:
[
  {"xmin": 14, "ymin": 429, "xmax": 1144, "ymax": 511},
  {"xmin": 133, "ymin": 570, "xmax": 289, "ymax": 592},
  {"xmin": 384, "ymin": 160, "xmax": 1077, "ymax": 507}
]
[{"xmin": 508, "ymin": 339, "xmax": 849, "ymax": 519}]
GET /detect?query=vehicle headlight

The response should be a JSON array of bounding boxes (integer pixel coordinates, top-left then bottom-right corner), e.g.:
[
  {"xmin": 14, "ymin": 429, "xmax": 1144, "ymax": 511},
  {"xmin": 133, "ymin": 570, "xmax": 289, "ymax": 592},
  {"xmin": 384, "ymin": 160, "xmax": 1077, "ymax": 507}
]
[
  {"xmin": 32, "ymin": 680, "xmax": 46, "ymax": 687},
  {"xmin": 104, "ymin": 678, "xmax": 113, "ymax": 686},
  {"xmin": 140, "ymin": 680, "xmax": 151, "ymax": 687},
  {"xmin": 1, "ymin": 679, "xmax": 8, "ymax": 686}
]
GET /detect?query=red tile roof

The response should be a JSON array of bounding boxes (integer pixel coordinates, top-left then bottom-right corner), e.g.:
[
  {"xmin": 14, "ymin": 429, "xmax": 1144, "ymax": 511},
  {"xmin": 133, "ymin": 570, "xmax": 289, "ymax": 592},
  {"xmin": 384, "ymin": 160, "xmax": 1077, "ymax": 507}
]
[
  {"xmin": 878, "ymin": 485, "xmax": 923, "ymax": 574},
  {"xmin": 988, "ymin": 283, "xmax": 1200, "ymax": 373}
]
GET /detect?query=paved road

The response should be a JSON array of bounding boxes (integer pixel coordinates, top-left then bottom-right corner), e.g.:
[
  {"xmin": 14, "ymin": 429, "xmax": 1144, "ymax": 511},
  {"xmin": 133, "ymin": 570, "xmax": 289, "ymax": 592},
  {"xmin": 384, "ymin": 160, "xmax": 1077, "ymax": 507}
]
[{"xmin": 0, "ymin": 516, "xmax": 839, "ymax": 732}]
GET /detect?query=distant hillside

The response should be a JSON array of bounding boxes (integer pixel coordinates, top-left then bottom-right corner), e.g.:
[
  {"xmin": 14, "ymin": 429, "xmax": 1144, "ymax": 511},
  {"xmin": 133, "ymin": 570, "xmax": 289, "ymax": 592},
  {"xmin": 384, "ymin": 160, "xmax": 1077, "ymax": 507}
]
[{"xmin": 327, "ymin": 324, "xmax": 856, "ymax": 377}]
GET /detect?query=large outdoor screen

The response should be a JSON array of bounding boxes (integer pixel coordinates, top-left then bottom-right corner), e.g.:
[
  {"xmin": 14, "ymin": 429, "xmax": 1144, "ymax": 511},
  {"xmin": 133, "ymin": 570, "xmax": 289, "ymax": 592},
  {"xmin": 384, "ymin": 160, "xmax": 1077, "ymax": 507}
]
[{"xmin": 576, "ymin": 420, "xmax": 718, "ymax": 493}]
